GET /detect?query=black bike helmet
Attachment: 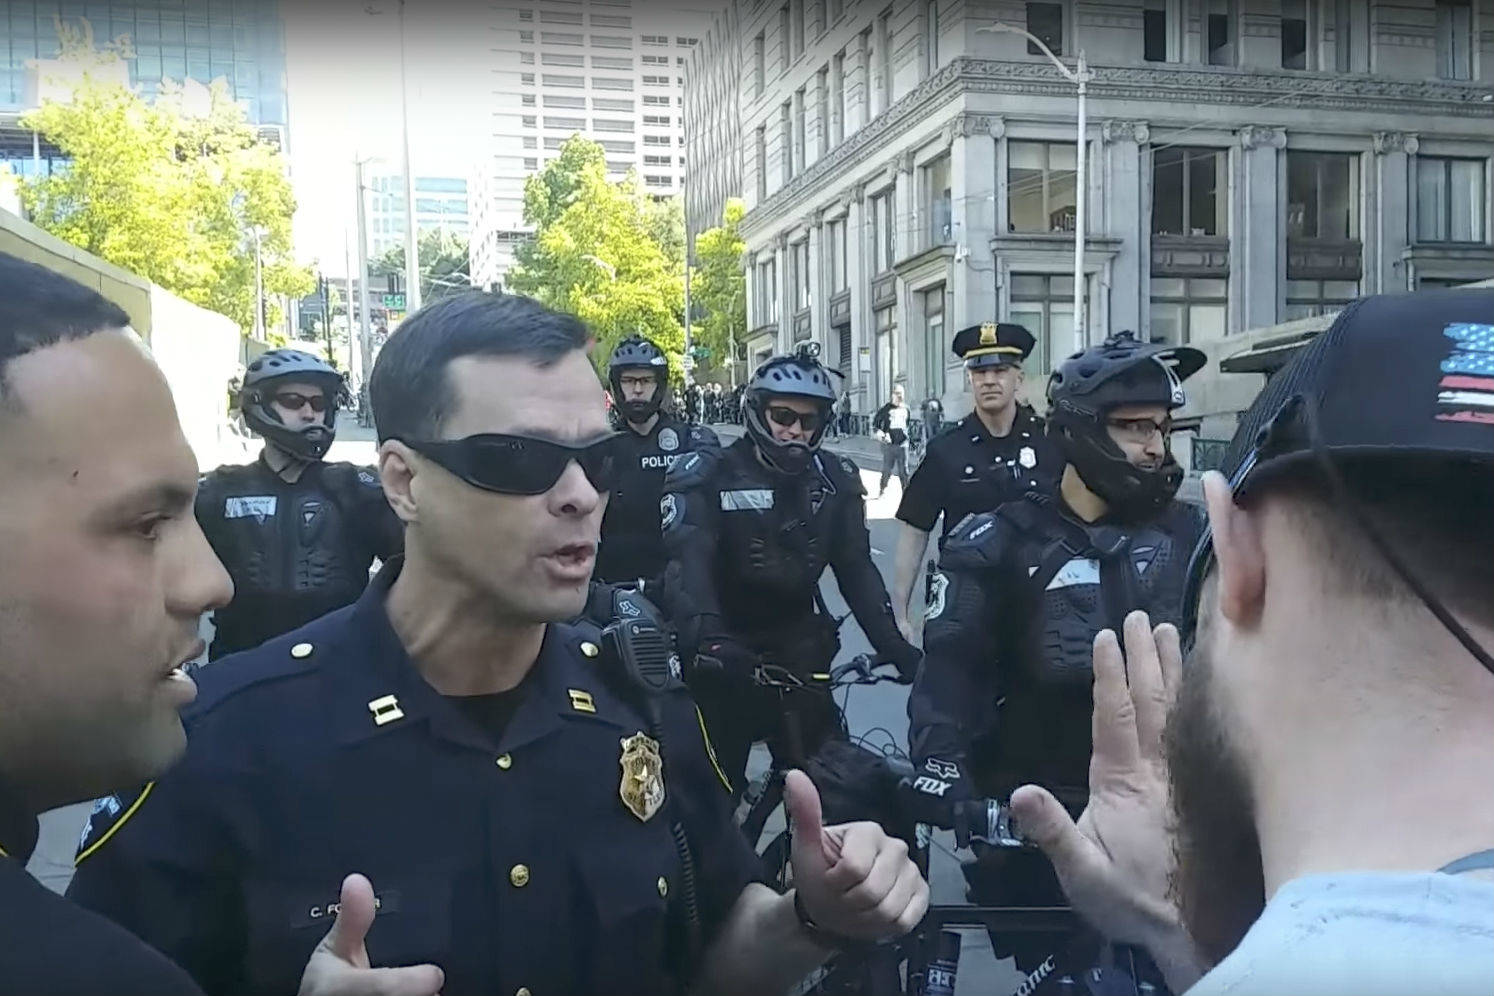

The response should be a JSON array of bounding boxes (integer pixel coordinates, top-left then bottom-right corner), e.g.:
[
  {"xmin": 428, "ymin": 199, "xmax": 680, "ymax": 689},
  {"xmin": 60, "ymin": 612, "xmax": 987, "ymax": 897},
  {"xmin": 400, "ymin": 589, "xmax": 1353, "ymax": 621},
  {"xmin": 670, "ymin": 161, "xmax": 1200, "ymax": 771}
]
[
  {"xmin": 1046, "ymin": 331, "xmax": 1206, "ymax": 519},
  {"xmin": 241, "ymin": 348, "xmax": 344, "ymax": 460},
  {"xmin": 743, "ymin": 346, "xmax": 838, "ymax": 474},
  {"xmin": 607, "ymin": 335, "xmax": 670, "ymax": 423}
]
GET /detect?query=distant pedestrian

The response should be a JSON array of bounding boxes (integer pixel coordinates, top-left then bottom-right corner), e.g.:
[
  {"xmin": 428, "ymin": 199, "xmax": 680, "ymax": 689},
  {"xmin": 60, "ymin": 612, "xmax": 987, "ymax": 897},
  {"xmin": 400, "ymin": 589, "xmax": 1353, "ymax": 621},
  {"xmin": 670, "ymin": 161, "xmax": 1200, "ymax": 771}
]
[{"xmin": 872, "ymin": 384, "xmax": 910, "ymax": 498}]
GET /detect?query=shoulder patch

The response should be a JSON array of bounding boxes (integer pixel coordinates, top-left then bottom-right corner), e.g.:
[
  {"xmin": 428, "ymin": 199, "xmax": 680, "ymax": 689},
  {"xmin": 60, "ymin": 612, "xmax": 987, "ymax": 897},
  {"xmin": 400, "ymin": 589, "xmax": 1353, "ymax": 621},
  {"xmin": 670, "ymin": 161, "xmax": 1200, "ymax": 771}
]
[
  {"xmin": 357, "ymin": 468, "xmax": 379, "ymax": 487},
  {"xmin": 925, "ymin": 571, "xmax": 950, "ymax": 621},
  {"xmin": 75, "ymin": 783, "xmax": 155, "ymax": 865},
  {"xmin": 840, "ymin": 456, "xmax": 858, "ymax": 477},
  {"xmin": 660, "ymin": 492, "xmax": 681, "ymax": 531}
]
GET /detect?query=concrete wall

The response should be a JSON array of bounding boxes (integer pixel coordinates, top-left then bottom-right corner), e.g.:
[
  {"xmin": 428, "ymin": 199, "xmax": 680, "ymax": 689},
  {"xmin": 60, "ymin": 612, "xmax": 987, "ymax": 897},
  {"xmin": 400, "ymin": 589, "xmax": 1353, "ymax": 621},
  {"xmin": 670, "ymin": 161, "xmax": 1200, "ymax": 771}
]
[
  {"xmin": 148, "ymin": 287, "xmax": 252, "ymax": 471},
  {"xmin": 2, "ymin": 207, "xmax": 251, "ymax": 470},
  {"xmin": 0, "ymin": 207, "xmax": 154, "ymax": 339}
]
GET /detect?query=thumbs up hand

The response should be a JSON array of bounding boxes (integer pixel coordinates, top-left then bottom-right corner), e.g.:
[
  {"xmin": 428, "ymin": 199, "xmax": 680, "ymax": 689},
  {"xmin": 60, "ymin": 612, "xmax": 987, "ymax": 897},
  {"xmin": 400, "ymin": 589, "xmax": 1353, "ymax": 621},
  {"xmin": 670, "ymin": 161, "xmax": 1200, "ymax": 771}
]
[
  {"xmin": 785, "ymin": 770, "xmax": 929, "ymax": 943},
  {"xmin": 297, "ymin": 874, "xmax": 446, "ymax": 996}
]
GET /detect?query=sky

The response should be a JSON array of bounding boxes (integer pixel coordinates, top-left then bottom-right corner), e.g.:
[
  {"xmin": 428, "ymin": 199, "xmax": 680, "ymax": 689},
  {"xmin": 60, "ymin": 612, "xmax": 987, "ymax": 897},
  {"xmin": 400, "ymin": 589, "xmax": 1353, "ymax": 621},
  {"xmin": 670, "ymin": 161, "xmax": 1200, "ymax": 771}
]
[{"xmin": 283, "ymin": 0, "xmax": 496, "ymax": 276}]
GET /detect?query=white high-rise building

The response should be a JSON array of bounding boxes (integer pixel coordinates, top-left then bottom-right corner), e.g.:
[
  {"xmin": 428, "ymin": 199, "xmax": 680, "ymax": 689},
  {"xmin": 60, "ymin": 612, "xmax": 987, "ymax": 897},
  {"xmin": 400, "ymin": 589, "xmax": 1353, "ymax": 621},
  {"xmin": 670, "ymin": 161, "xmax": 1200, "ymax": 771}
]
[
  {"xmin": 471, "ymin": 0, "xmax": 718, "ymax": 292},
  {"xmin": 367, "ymin": 172, "xmax": 472, "ymax": 257}
]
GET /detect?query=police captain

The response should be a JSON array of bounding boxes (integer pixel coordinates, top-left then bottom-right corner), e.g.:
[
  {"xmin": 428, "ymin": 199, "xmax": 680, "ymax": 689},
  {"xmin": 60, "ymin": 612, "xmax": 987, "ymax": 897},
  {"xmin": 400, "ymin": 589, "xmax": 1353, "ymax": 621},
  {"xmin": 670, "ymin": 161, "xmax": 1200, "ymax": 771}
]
[
  {"xmin": 67, "ymin": 291, "xmax": 928, "ymax": 996},
  {"xmin": 889, "ymin": 322, "xmax": 1062, "ymax": 643}
]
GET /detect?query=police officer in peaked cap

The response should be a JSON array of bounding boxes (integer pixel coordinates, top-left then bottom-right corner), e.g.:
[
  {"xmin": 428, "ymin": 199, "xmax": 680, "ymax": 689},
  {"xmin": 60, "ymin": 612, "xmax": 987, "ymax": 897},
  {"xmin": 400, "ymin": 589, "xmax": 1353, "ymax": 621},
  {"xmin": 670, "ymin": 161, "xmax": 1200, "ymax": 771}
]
[{"xmin": 889, "ymin": 322, "xmax": 1062, "ymax": 645}]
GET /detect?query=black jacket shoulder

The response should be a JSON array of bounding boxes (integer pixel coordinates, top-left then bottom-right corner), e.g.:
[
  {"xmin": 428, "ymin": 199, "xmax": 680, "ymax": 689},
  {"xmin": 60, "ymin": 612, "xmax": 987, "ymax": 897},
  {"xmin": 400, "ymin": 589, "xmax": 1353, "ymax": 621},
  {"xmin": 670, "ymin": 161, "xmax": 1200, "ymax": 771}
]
[
  {"xmin": 939, "ymin": 505, "xmax": 1023, "ymax": 571},
  {"xmin": 0, "ymin": 859, "xmax": 202, "ymax": 995},
  {"xmin": 661, "ymin": 444, "xmax": 721, "ymax": 492},
  {"xmin": 317, "ymin": 460, "xmax": 383, "ymax": 496}
]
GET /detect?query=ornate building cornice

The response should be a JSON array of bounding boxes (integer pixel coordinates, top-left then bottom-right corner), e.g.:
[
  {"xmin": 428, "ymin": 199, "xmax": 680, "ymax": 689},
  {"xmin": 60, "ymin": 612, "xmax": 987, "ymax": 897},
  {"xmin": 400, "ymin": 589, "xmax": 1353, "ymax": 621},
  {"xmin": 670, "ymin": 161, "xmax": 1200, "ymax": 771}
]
[
  {"xmin": 1373, "ymin": 131, "xmax": 1421, "ymax": 155},
  {"xmin": 1238, "ymin": 125, "xmax": 1288, "ymax": 149},
  {"xmin": 740, "ymin": 58, "xmax": 1490, "ymax": 240},
  {"xmin": 1101, "ymin": 120, "xmax": 1150, "ymax": 144}
]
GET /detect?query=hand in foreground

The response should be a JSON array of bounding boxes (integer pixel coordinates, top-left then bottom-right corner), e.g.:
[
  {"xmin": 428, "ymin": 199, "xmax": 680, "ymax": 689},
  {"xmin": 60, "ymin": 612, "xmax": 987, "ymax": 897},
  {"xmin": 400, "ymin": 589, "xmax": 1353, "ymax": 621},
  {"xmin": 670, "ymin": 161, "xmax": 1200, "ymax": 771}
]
[
  {"xmin": 785, "ymin": 769, "xmax": 929, "ymax": 943},
  {"xmin": 1008, "ymin": 613, "xmax": 1204, "ymax": 987},
  {"xmin": 298, "ymin": 874, "xmax": 445, "ymax": 996}
]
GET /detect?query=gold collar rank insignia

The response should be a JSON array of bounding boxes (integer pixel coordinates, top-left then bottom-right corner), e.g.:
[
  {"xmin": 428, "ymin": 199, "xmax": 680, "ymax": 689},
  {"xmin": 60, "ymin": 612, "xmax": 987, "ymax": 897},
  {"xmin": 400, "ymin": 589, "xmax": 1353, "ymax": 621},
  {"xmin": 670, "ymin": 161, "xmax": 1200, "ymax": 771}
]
[{"xmin": 619, "ymin": 732, "xmax": 665, "ymax": 822}]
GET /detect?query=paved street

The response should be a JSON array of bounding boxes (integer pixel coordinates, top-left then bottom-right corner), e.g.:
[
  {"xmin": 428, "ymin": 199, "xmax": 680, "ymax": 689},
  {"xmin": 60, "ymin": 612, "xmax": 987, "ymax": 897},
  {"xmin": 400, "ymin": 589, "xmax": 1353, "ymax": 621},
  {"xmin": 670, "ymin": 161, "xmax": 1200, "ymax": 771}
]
[{"xmin": 30, "ymin": 422, "xmax": 1020, "ymax": 994}]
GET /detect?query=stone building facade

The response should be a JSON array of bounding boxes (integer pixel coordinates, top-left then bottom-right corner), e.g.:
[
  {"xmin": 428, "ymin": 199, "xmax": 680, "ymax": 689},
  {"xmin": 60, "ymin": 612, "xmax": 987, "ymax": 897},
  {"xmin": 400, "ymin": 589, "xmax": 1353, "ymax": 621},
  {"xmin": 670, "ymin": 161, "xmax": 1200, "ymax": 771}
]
[{"xmin": 686, "ymin": 0, "xmax": 1494, "ymax": 431}]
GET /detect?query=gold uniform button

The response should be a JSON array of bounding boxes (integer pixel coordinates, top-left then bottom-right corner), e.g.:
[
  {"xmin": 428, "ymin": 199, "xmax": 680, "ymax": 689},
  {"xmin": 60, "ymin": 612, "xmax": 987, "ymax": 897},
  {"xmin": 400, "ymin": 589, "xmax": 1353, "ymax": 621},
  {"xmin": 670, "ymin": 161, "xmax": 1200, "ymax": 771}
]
[
  {"xmin": 495, "ymin": 754, "xmax": 513, "ymax": 770},
  {"xmin": 656, "ymin": 876, "xmax": 669, "ymax": 898},
  {"xmin": 579, "ymin": 641, "xmax": 599, "ymax": 658},
  {"xmin": 290, "ymin": 642, "xmax": 314, "ymax": 659},
  {"xmin": 516, "ymin": 989, "xmax": 532, "ymax": 996},
  {"xmin": 510, "ymin": 864, "xmax": 530, "ymax": 888}
]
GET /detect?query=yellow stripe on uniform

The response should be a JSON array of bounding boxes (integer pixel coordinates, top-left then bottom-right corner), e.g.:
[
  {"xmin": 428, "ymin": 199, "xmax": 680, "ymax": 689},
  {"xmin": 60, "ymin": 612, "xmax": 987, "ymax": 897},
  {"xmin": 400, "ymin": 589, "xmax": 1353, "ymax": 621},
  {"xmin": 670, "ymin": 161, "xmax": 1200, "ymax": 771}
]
[
  {"xmin": 695, "ymin": 706, "xmax": 732, "ymax": 794},
  {"xmin": 74, "ymin": 782, "xmax": 156, "ymax": 867}
]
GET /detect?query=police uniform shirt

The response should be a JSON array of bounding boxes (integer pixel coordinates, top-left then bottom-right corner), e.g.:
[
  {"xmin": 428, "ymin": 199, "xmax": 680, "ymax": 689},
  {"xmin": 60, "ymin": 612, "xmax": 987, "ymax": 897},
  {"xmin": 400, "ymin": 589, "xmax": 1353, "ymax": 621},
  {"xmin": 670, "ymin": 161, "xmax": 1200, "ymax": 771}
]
[
  {"xmin": 0, "ymin": 776, "xmax": 201, "ymax": 996},
  {"xmin": 196, "ymin": 454, "xmax": 404, "ymax": 660},
  {"xmin": 896, "ymin": 409, "xmax": 1061, "ymax": 542},
  {"xmin": 67, "ymin": 562, "xmax": 758, "ymax": 996},
  {"xmin": 596, "ymin": 416, "xmax": 719, "ymax": 585}
]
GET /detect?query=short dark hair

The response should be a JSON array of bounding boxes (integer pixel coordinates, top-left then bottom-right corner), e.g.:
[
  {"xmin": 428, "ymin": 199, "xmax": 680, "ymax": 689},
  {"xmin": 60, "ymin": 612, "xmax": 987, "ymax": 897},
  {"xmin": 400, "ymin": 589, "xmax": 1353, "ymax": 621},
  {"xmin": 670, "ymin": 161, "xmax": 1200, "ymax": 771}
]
[
  {"xmin": 1268, "ymin": 457, "xmax": 1494, "ymax": 628},
  {"xmin": 369, "ymin": 291, "xmax": 590, "ymax": 442},
  {"xmin": 0, "ymin": 253, "xmax": 132, "ymax": 411}
]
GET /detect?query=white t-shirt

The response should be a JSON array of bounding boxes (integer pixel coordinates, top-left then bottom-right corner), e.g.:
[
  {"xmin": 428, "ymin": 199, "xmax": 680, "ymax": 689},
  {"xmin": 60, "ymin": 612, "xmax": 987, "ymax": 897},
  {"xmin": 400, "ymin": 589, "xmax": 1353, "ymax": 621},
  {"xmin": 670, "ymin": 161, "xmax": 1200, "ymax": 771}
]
[{"xmin": 1188, "ymin": 872, "xmax": 1494, "ymax": 996}]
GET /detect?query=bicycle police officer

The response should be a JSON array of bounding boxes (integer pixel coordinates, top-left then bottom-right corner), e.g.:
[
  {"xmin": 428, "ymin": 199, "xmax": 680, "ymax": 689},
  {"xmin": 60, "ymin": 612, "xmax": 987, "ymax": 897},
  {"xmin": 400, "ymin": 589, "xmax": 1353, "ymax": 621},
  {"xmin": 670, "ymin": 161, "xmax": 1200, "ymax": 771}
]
[
  {"xmin": 661, "ymin": 344, "xmax": 921, "ymax": 798},
  {"xmin": 68, "ymin": 292, "xmax": 927, "ymax": 996},
  {"xmin": 890, "ymin": 322, "xmax": 1061, "ymax": 644},
  {"xmin": 196, "ymin": 348, "xmax": 402, "ymax": 660},
  {"xmin": 596, "ymin": 336, "xmax": 719, "ymax": 588},
  {"xmin": 906, "ymin": 331, "xmax": 1207, "ymax": 974}
]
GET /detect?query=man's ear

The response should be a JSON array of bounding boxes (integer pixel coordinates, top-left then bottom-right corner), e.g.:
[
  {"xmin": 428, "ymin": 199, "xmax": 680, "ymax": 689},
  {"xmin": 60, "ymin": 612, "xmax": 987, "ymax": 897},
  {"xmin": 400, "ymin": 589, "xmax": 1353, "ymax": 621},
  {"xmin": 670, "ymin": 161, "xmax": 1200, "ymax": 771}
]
[
  {"xmin": 1202, "ymin": 472, "xmax": 1266, "ymax": 632},
  {"xmin": 379, "ymin": 441, "xmax": 418, "ymax": 525}
]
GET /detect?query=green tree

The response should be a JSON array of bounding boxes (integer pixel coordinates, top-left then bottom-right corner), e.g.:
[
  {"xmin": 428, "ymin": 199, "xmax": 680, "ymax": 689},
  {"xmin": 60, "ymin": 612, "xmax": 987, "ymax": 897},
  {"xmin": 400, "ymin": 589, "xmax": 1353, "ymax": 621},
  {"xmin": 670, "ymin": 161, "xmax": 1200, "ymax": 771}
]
[
  {"xmin": 691, "ymin": 198, "xmax": 748, "ymax": 382},
  {"xmin": 509, "ymin": 136, "xmax": 686, "ymax": 382},
  {"xmin": 372, "ymin": 230, "xmax": 473, "ymax": 303},
  {"xmin": 19, "ymin": 25, "xmax": 311, "ymax": 334}
]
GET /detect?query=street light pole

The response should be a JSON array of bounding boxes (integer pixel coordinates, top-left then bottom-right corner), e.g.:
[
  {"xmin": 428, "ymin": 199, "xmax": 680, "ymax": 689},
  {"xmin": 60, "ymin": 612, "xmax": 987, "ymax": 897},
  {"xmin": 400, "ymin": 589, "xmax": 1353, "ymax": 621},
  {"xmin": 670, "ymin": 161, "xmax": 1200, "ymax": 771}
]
[
  {"xmin": 396, "ymin": 0, "xmax": 421, "ymax": 316},
  {"xmin": 1073, "ymin": 50, "xmax": 1088, "ymax": 352},
  {"xmin": 977, "ymin": 23, "xmax": 1091, "ymax": 353},
  {"xmin": 353, "ymin": 157, "xmax": 374, "ymax": 395},
  {"xmin": 251, "ymin": 226, "xmax": 265, "ymax": 341}
]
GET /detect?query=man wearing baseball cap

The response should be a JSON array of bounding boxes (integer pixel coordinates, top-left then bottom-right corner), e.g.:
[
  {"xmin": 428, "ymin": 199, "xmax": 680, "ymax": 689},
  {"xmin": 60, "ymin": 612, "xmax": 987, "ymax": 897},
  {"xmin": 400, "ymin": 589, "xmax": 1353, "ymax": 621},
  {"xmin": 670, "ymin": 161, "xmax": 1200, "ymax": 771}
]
[{"xmin": 1011, "ymin": 288, "xmax": 1494, "ymax": 994}]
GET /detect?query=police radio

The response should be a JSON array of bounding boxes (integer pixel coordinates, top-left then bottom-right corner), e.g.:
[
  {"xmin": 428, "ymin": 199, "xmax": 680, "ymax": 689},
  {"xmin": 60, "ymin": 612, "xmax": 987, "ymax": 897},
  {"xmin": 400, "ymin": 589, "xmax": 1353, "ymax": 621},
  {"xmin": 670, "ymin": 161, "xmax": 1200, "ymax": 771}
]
[{"xmin": 598, "ymin": 588, "xmax": 683, "ymax": 698}]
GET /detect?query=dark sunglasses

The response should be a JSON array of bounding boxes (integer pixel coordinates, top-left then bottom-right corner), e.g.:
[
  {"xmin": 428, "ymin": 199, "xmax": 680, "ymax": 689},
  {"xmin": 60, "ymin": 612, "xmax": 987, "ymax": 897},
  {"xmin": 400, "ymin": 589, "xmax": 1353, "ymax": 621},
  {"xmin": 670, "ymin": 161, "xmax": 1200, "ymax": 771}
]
[
  {"xmin": 766, "ymin": 406, "xmax": 823, "ymax": 432},
  {"xmin": 397, "ymin": 432, "xmax": 621, "ymax": 496},
  {"xmin": 274, "ymin": 391, "xmax": 329, "ymax": 414}
]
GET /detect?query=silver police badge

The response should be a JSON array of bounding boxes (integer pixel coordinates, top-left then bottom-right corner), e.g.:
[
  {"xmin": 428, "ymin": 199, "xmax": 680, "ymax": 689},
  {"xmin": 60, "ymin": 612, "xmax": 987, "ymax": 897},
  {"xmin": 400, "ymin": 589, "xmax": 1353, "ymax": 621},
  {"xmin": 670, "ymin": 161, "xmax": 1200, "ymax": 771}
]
[
  {"xmin": 658, "ymin": 427, "xmax": 680, "ymax": 452},
  {"xmin": 619, "ymin": 732, "xmax": 665, "ymax": 822},
  {"xmin": 1019, "ymin": 446, "xmax": 1038, "ymax": 469}
]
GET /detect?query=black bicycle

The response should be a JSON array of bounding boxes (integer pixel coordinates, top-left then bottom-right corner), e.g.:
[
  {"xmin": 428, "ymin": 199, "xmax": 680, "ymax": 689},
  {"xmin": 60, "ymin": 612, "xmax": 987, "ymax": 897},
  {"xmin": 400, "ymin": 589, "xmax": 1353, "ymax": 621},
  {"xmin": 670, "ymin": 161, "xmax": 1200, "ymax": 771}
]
[{"xmin": 739, "ymin": 656, "xmax": 1162, "ymax": 996}]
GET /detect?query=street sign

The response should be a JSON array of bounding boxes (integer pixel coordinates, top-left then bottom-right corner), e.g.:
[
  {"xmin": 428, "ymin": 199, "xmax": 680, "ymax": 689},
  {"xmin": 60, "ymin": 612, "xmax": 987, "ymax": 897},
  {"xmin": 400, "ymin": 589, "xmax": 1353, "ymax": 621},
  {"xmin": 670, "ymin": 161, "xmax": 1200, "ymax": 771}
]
[
  {"xmin": 381, "ymin": 293, "xmax": 406, "ymax": 309},
  {"xmin": 681, "ymin": 355, "xmax": 695, "ymax": 371}
]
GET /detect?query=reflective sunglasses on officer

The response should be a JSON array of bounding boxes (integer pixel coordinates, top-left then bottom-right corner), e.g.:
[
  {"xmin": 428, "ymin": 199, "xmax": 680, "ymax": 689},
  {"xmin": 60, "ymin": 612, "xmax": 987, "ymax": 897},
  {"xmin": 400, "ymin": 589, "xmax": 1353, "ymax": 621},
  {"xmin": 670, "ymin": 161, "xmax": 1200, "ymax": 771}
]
[
  {"xmin": 273, "ymin": 391, "xmax": 330, "ymax": 414},
  {"xmin": 395, "ymin": 432, "xmax": 622, "ymax": 496},
  {"xmin": 766, "ymin": 405, "xmax": 824, "ymax": 433}
]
